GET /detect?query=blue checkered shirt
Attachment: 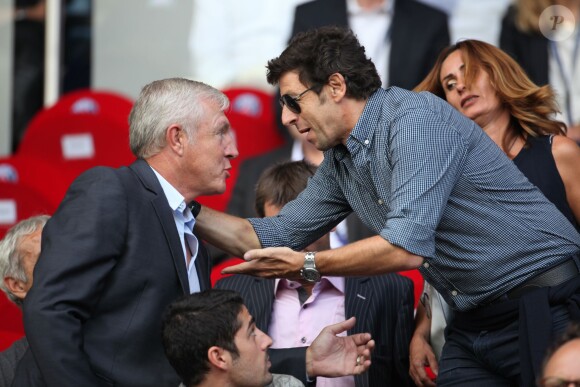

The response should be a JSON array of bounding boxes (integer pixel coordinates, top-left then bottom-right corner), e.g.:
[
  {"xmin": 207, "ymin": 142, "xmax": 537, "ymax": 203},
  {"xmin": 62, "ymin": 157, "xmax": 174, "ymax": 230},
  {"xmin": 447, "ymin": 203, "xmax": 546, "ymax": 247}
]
[{"xmin": 249, "ymin": 87, "xmax": 580, "ymax": 311}]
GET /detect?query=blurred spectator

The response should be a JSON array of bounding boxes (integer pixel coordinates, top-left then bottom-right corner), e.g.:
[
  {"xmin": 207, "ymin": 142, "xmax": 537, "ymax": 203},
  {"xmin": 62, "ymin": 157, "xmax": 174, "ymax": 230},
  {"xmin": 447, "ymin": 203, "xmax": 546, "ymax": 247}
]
[
  {"xmin": 449, "ymin": 0, "xmax": 511, "ymax": 44},
  {"xmin": 11, "ymin": 0, "xmax": 91, "ymax": 153},
  {"xmin": 290, "ymin": 0, "xmax": 450, "ymax": 90},
  {"xmin": 188, "ymin": 0, "xmax": 310, "ymax": 91},
  {"xmin": 63, "ymin": 0, "xmax": 91, "ymax": 92},
  {"xmin": 0, "ymin": 215, "xmax": 48, "ymax": 387},
  {"xmin": 500, "ymin": 0, "xmax": 580, "ymax": 142},
  {"xmin": 12, "ymin": 0, "xmax": 45, "ymax": 152}
]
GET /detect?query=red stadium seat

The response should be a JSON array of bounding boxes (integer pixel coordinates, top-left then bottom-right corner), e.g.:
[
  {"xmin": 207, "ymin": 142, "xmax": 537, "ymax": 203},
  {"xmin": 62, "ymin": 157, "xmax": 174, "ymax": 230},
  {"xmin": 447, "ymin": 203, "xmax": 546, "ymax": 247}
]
[
  {"xmin": 0, "ymin": 181, "xmax": 55, "ymax": 239},
  {"xmin": 211, "ymin": 257, "xmax": 245, "ymax": 287},
  {"xmin": 16, "ymin": 89, "xmax": 136, "ymax": 184},
  {"xmin": 0, "ymin": 155, "xmax": 68, "ymax": 211}
]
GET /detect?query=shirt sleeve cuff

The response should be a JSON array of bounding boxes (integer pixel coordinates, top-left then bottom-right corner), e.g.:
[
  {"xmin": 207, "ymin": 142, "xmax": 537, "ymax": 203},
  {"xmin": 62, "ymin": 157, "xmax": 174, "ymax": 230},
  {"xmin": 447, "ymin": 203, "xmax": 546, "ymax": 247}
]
[{"xmin": 381, "ymin": 217, "xmax": 436, "ymax": 257}]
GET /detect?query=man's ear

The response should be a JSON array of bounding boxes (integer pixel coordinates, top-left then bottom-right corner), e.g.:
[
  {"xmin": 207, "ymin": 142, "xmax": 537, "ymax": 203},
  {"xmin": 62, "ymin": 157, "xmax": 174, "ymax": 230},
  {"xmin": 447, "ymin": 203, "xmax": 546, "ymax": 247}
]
[
  {"xmin": 166, "ymin": 124, "xmax": 187, "ymax": 155},
  {"xmin": 327, "ymin": 73, "xmax": 347, "ymax": 101},
  {"xmin": 3, "ymin": 277, "xmax": 27, "ymax": 301},
  {"xmin": 207, "ymin": 346, "xmax": 230, "ymax": 371}
]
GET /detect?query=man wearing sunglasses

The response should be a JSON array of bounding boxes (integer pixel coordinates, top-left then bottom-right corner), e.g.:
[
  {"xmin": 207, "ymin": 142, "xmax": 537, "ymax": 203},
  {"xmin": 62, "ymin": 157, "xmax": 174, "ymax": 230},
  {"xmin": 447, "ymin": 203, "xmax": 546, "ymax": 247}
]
[{"xmin": 194, "ymin": 26, "xmax": 580, "ymax": 386}]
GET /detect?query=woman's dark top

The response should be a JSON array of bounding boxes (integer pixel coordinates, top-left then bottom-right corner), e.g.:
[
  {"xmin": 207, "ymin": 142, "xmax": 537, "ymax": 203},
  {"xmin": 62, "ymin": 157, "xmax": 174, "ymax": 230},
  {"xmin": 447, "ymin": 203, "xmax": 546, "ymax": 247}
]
[{"xmin": 513, "ymin": 134, "xmax": 578, "ymax": 230}]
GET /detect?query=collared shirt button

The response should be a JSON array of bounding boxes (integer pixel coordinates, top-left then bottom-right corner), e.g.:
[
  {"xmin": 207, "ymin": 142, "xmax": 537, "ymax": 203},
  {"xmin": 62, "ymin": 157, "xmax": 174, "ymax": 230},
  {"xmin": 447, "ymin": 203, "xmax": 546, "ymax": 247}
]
[
  {"xmin": 364, "ymin": 139, "xmax": 369, "ymax": 145},
  {"xmin": 451, "ymin": 290, "xmax": 458, "ymax": 296},
  {"xmin": 378, "ymin": 199, "xmax": 384, "ymax": 205},
  {"xmin": 423, "ymin": 262, "xmax": 430, "ymax": 269},
  {"xmin": 301, "ymin": 337, "xmax": 307, "ymax": 344}
]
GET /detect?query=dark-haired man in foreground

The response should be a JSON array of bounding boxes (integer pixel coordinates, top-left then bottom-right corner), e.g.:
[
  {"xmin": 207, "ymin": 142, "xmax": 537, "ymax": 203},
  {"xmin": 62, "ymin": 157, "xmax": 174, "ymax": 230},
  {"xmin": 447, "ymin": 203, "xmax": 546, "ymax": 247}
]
[{"xmin": 162, "ymin": 289, "xmax": 375, "ymax": 387}]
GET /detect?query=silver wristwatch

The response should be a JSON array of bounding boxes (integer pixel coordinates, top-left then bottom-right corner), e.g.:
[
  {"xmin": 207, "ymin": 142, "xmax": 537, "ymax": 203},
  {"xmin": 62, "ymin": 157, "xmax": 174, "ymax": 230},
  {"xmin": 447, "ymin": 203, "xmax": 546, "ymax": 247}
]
[{"xmin": 300, "ymin": 252, "xmax": 321, "ymax": 283}]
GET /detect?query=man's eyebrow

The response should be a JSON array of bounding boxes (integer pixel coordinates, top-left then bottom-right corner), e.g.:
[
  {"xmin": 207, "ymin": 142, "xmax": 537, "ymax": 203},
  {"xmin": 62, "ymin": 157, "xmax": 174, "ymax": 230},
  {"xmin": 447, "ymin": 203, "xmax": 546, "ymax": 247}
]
[{"xmin": 246, "ymin": 316, "xmax": 256, "ymax": 336}]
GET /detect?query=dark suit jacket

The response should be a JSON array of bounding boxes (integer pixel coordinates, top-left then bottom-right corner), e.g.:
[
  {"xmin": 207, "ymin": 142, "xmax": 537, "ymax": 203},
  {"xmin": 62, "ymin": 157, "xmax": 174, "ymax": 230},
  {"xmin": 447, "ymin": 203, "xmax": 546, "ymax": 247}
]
[
  {"xmin": 13, "ymin": 159, "xmax": 211, "ymax": 387},
  {"xmin": 216, "ymin": 274, "xmax": 415, "ymax": 387},
  {"xmin": 499, "ymin": 5, "xmax": 549, "ymax": 86},
  {"xmin": 291, "ymin": 0, "xmax": 450, "ymax": 90},
  {"xmin": 0, "ymin": 337, "xmax": 27, "ymax": 387},
  {"xmin": 227, "ymin": 144, "xmax": 375, "ymax": 244}
]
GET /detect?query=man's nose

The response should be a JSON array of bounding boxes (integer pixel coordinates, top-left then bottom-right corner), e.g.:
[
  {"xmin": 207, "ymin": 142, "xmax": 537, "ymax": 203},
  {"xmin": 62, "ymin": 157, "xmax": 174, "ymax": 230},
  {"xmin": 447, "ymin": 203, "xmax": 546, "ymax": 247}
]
[
  {"xmin": 258, "ymin": 328, "xmax": 273, "ymax": 349},
  {"xmin": 281, "ymin": 105, "xmax": 298, "ymax": 128},
  {"xmin": 225, "ymin": 131, "xmax": 239, "ymax": 159}
]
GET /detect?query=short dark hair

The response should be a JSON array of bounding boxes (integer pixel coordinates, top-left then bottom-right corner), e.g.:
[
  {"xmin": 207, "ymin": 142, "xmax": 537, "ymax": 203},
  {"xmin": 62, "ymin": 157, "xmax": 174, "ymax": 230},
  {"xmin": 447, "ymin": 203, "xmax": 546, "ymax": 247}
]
[
  {"xmin": 254, "ymin": 160, "xmax": 318, "ymax": 217},
  {"xmin": 266, "ymin": 26, "xmax": 382, "ymax": 100},
  {"xmin": 162, "ymin": 289, "xmax": 244, "ymax": 387}
]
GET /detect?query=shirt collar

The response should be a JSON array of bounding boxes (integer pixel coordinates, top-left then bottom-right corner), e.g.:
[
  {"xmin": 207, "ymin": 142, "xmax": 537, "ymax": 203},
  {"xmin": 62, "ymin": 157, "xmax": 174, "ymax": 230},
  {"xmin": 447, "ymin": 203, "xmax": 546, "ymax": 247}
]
[
  {"xmin": 150, "ymin": 166, "xmax": 187, "ymax": 213},
  {"xmin": 273, "ymin": 276, "xmax": 345, "ymax": 295},
  {"xmin": 291, "ymin": 140, "xmax": 304, "ymax": 161},
  {"xmin": 346, "ymin": 88, "xmax": 385, "ymax": 154},
  {"xmin": 347, "ymin": 0, "xmax": 392, "ymax": 16}
]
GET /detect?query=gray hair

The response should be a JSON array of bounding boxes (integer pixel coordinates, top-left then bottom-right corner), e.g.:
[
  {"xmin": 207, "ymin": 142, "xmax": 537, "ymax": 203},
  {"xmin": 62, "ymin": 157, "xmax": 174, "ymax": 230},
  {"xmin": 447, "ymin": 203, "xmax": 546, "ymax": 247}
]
[
  {"xmin": 0, "ymin": 215, "xmax": 49, "ymax": 305},
  {"xmin": 129, "ymin": 78, "xmax": 229, "ymax": 159}
]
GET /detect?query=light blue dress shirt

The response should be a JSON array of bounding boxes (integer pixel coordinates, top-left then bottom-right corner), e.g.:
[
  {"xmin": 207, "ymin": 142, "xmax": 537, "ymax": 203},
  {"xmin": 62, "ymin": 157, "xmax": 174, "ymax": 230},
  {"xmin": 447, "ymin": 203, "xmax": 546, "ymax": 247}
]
[{"xmin": 151, "ymin": 167, "xmax": 200, "ymax": 294}]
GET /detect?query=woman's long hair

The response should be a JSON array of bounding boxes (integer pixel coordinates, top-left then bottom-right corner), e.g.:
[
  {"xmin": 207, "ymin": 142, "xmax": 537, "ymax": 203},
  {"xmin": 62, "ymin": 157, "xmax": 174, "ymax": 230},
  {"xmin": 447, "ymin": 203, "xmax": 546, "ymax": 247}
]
[{"xmin": 414, "ymin": 39, "xmax": 566, "ymax": 137}]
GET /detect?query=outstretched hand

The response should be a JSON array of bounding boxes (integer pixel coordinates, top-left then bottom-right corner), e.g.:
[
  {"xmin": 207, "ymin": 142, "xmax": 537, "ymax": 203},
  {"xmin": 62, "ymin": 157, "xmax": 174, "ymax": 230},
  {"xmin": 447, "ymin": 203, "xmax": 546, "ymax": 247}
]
[
  {"xmin": 306, "ymin": 317, "xmax": 375, "ymax": 378},
  {"xmin": 221, "ymin": 247, "xmax": 303, "ymax": 279}
]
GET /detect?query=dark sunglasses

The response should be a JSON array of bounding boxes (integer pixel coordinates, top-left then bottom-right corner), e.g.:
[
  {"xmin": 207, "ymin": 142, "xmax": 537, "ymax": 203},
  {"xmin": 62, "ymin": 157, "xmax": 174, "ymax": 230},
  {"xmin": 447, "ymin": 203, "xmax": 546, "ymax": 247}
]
[{"xmin": 279, "ymin": 86, "xmax": 316, "ymax": 114}]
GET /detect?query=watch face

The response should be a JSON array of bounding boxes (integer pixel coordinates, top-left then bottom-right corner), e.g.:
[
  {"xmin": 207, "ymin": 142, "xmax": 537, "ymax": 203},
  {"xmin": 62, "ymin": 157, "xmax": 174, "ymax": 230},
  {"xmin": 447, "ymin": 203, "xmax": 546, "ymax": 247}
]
[{"xmin": 301, "ymin": 268, "xmax": 321, "ymax": 282}]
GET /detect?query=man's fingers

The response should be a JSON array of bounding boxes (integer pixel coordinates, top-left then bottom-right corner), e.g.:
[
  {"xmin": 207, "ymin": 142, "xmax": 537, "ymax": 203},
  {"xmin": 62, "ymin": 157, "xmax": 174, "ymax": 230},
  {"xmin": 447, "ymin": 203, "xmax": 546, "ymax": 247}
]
[
  {"xmin": 353, "ymin": 334, "xmax": 374, "ymax": 349},
  {"xmin": 327, "ymin": 316, "xmax": 357, "ymax": 335},
  {"xmin": 243, "ymin": 246, "xmax": 286, "ymax": 261},
  {"xmin": 427, "ymin": 352, "xmax": 439, "ymax": 375},
  {"xmin": 410, "ymin": 359, "xmax": 428, "ymax": 384},
  {"xmin": 243, "ymin": 248, "xmax": 264, "ymax": 262},
  {"xmin": 353, "ymin": 357, "xmax": 372, "ymax": 374},
  {"xmin": 410, "ymin": 357, "xmax": 436, "ymax": 387},
  {"xmin": 360, "ymin": 341, "xmax": 374, "ymax": 355},
  {"xmin": 221, "ymin": 262, "xmax": 252, "ymax": 274},
  {"xmin": 324, "ymin": 317, "xmax": 375, "ymax": 349}
]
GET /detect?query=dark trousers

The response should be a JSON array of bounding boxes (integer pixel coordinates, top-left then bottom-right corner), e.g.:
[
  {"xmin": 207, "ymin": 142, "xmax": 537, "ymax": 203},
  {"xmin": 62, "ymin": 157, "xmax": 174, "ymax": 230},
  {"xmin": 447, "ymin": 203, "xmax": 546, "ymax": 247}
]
[{"xmin": 436, "ymin": 304, "xmax": 570, "ymax": 386}]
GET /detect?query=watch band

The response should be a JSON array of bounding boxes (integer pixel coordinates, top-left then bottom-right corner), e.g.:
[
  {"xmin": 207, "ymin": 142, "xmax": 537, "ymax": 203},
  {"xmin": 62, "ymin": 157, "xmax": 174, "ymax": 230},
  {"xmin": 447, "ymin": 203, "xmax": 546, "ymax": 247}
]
[
  {"xmin": 189, "ymin": 200, "xmax": 202, "ymax": 218},
  {"xmin": 305, "ymin": 251, "xmax": 316, "ymax": 264},
  {"xmin": 301, "ymin": 251, "xmax": 321, "ymax": 282}
]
